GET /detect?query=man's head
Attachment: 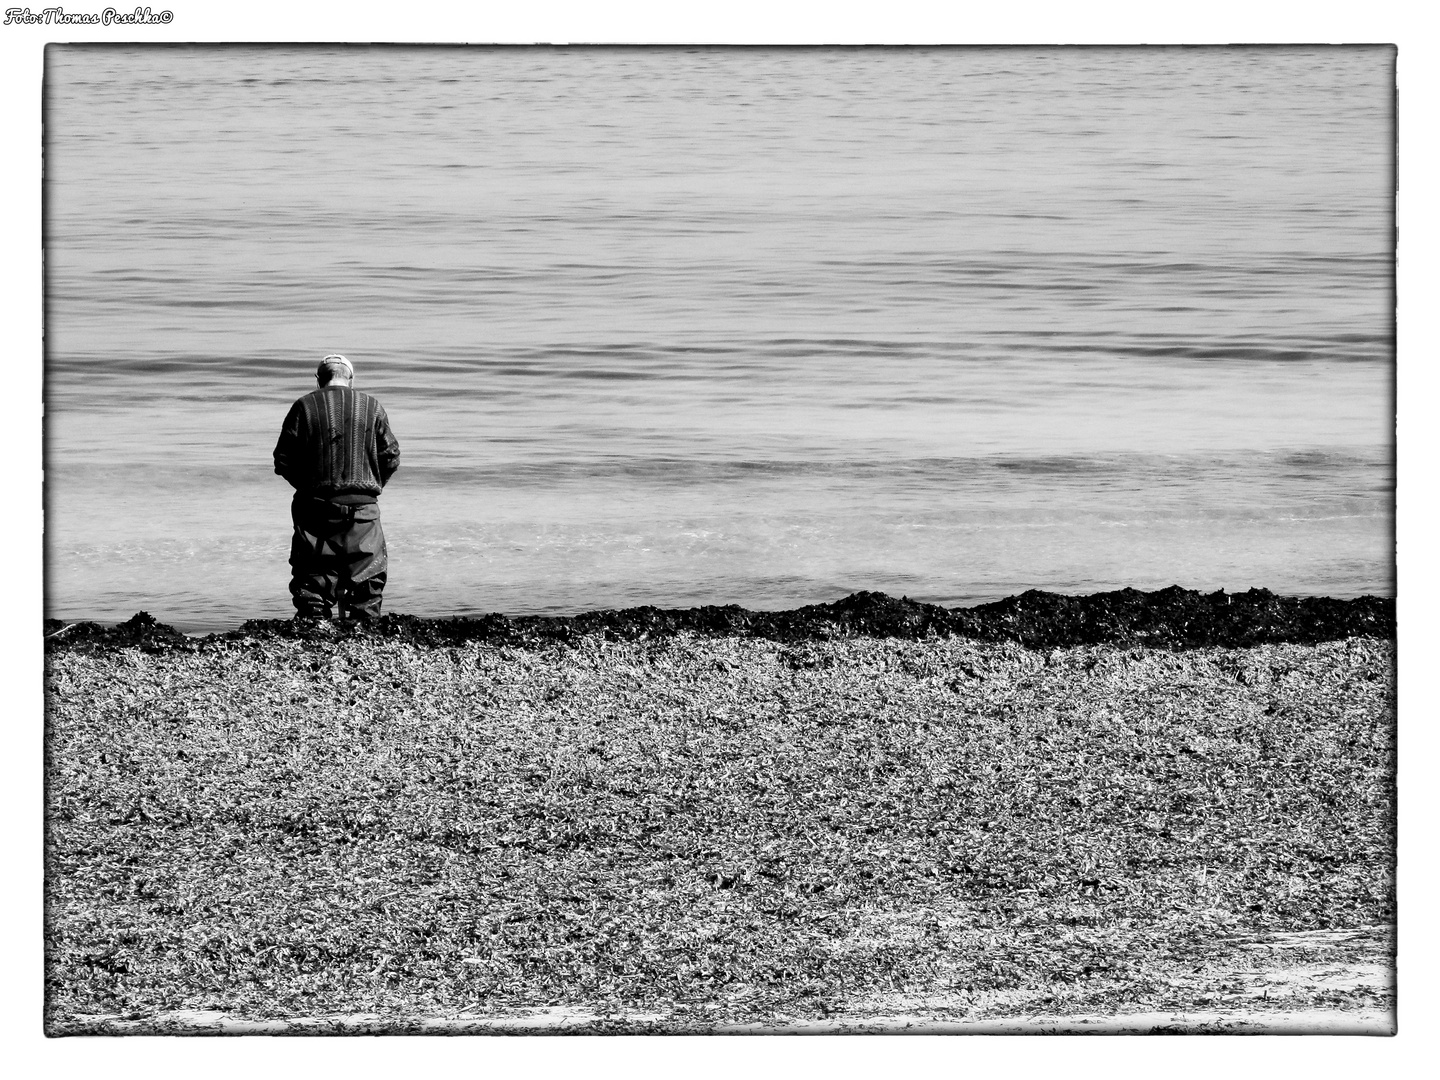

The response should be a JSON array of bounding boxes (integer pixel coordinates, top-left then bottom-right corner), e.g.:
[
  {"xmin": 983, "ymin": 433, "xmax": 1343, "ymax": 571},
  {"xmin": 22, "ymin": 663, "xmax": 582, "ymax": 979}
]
[{"xmin": 317, "ymin": 354, "xmax": 354, "ymax": 387}]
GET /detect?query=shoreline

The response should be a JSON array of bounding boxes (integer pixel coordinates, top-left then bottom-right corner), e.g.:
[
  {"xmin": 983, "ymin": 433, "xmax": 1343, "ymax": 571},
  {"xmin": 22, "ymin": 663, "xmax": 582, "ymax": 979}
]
[{"xmin": 43, "ymin": 585, "xmax": 1395, "ymax": 653}]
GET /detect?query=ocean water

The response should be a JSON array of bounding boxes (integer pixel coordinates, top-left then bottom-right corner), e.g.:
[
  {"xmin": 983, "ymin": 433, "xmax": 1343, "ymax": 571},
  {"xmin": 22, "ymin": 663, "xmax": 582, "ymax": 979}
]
[{"xmin": 43, "ymin": 46, "xmax": 1395, "ymax": 633}]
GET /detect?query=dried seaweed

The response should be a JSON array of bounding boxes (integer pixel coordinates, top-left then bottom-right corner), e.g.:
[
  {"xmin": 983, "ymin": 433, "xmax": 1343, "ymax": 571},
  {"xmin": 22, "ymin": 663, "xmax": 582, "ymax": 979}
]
[{"xmin": 44, "ymin": 628, "xmax": 1395, "ymax": 1033}]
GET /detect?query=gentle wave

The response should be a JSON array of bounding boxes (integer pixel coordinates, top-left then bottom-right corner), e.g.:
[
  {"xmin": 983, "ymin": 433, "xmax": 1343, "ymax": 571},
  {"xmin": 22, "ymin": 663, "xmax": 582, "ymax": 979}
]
[
  {"xmin": 45, "ymin": 449, "xmax": 1393, "ymax": 498},
  {"xmin": 45, "ymin": 332, "xmax": 1394, "ymax": 377}
]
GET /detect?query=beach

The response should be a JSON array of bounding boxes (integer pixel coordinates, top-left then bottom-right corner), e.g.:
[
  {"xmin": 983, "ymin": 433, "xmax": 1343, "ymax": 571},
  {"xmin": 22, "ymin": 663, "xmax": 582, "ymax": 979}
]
[{"xmin": 44, "ymin": 591, "xmax": 1395, "ymax": 1035}]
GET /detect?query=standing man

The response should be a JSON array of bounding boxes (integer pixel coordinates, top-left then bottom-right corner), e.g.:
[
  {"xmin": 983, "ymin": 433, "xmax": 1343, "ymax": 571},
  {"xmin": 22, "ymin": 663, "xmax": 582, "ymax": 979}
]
[{"xmin": 273, "ymin": 354, "xmax": 400, "ymax": 621}]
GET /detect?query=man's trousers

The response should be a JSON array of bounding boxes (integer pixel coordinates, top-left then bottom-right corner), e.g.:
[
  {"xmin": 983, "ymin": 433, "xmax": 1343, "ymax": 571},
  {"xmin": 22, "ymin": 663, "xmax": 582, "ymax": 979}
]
[{"xmin": 288, "ymin": 495, "xmax": 388, "ymax": 619}]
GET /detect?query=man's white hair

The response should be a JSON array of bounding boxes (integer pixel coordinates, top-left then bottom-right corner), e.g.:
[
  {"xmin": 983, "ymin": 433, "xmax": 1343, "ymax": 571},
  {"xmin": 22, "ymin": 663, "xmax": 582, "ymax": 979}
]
[{"xmin": 317, "ymin": 354, "xmax": 354, "ymax": 382}]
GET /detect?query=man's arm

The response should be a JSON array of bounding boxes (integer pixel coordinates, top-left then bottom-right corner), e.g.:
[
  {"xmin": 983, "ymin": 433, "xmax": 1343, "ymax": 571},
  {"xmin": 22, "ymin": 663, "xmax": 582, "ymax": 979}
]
[
  {"xmin": 376, "ymin": 406, "xmax": 400, "ymax": 487},
  {"xmin": 273, "ymin": 401, "xmax": 305, "ymax": 489}
]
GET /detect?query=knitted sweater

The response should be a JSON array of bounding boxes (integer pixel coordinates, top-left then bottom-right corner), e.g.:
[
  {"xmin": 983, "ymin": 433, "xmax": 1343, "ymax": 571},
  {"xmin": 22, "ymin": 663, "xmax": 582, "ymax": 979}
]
[{"xmin": 274, "ymin": 386, "xmax": 400, "ymax": 499}]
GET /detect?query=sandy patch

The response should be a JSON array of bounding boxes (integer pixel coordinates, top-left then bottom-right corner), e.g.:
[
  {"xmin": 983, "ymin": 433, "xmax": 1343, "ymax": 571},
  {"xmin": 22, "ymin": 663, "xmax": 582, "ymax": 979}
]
[
  {"xmin": 64, "ymin": 1004, "xmax": 1393, "ymax": 1036},
  {"xmin": 63, "ymin": 931, "xmax": 1394, "ymax": 1036}
]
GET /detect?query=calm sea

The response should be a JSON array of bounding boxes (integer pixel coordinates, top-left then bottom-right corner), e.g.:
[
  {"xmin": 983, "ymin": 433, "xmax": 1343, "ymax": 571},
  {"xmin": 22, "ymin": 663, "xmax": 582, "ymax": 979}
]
[{"xmin": 43, "ymin": 46, "xmax": 1395, "ymax": 633}]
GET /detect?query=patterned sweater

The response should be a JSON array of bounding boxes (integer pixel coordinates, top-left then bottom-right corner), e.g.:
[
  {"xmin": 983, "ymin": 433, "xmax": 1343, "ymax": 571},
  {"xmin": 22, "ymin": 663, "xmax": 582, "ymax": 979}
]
[{"xmin": 273, "ymin": 386, "xmax": 400, "ymax": 499}]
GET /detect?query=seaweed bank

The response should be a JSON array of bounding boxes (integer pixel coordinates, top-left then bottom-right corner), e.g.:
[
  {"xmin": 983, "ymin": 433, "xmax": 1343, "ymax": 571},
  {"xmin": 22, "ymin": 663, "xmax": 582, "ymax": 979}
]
[
  {"xmin": 46, "ymin": 585, "xmax": 1394, "ymax": 652},
  {"xmin": 45, "ymin": 588, "xmax": 1395, "ymax": 1034}
]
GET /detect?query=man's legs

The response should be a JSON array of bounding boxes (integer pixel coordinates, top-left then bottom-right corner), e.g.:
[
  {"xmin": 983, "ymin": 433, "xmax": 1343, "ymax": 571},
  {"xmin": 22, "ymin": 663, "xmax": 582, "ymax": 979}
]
[{"xmin": 290, "ymin": 497, "xmax": 388, "ymax": 621}]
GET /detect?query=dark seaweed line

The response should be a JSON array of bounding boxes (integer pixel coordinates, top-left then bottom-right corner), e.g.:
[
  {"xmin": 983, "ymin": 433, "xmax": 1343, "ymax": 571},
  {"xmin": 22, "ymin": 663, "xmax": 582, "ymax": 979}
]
[{"xmin": 43, "ymin": 586, "xmax": 1395, "ymax": 653}]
